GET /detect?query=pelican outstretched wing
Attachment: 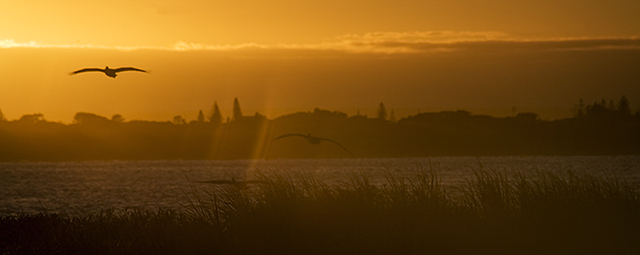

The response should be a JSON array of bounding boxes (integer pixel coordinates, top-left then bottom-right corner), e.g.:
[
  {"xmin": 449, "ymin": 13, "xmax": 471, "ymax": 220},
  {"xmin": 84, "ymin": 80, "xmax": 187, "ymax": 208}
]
[
  {"xmin": 271, "ymin": 133, "xmax": 355, "ymax": 157},
  {"xmin": 272, "ymin": 133, "xmax": 306, "ymax": 141},
  {"xmin": 69, "ymin": 68, "xmax": 104, "ymax": 75},
  {"xmin": 317, "ymin": 137, "xmax": 355, "ymax": 157},
  {"xmin": 113, "ymin": 67, "xmax": 148, "ymax": 73}
]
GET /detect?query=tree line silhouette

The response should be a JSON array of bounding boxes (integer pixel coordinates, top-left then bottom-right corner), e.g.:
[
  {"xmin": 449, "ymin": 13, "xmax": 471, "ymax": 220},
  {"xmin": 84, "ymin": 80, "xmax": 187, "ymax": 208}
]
[{"xmin": 0, "ymin": 97, "xmax": 638, "ymax": 161}]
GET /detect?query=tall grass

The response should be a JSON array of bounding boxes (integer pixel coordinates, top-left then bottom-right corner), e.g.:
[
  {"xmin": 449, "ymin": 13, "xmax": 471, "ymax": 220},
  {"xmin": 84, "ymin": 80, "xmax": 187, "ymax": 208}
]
[{"xmin": 2, "ymin": 168, "xmax": 640, "ymax": 255}]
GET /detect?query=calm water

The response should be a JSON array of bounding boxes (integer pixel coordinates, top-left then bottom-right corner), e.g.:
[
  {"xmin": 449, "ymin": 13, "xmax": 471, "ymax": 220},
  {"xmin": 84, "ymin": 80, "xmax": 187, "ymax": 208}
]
[{"xmin": 1, "ymin": 156, "xmax": 639, "ymax": 216}]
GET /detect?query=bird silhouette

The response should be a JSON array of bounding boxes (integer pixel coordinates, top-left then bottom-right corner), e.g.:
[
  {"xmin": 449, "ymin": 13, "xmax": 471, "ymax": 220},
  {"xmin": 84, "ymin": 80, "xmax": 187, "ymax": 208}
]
[
  {"xmin": 271, "ymin": 133, "xmax": 355, "ymax": 157},
  {"xmin": 69, "ymin": 66, "xmax": 148, "ymax": 78}
]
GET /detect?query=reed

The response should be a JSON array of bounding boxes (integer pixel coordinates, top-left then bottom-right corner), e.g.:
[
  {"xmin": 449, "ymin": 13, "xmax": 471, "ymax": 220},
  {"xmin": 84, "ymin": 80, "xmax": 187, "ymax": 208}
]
[{"xmin": 2, "ymin": 168, "xmax": 639, "ymax": 255}]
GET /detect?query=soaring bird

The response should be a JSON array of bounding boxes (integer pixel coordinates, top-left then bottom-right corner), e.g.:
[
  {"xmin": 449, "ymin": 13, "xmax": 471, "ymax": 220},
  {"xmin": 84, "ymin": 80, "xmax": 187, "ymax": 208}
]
[
  {"xmin": 69, "ymin": 66, "xmax": 148, "ymax": 78},
  {"xmin": 271, "ymin": 133, "xmax": 355, "ymax": 157}
]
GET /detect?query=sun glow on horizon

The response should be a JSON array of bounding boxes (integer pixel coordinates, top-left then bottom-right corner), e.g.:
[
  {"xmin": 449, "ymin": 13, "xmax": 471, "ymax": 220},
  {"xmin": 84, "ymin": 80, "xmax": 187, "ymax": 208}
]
[{"xmin": 2, "ymin": 27, "xmax": 640, "ymax": 123}]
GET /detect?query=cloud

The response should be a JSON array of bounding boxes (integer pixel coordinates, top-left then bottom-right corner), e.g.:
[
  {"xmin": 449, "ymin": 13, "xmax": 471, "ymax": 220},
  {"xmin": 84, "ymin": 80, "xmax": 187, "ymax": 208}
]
[
  {"xmin": 0, "ymin": 39, "xmax": 151, "ymax": 51},
  {"xmin": 311, "ymin": 32, "xmax": 640, "ymax": 53},
  {"xmin": 3, "ymin": 32, "xmax": 640, "ymax": 54},
  {"xmin": 171, "ymin": 41, "xmax": 269, "ymax": 51},
  {"xmin": 273, "ymin": 31, "xmax": 511, "ymax": 53}
]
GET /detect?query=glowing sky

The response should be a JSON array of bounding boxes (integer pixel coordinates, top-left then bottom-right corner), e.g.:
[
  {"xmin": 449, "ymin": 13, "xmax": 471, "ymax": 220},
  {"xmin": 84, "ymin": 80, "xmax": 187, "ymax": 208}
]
[{"xmin": 1, "ymin": 0, "xmax": 640, "ymax": 122}]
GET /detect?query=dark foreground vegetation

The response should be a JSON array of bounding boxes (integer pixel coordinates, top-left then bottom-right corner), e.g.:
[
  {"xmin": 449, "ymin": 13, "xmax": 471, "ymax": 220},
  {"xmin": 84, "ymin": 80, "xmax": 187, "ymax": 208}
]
[
  {"xmin": 0, "ymin": 97, "xmax": 639, "ymax": 160},
  {"xmin": 2, "ymin": 169, "xmax": 639, "ymax": 255}
]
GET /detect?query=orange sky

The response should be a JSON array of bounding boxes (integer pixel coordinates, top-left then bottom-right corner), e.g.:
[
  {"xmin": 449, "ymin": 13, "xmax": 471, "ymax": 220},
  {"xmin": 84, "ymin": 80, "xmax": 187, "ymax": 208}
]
[{"xmin": 1, "ymin": 0, "xmax": 640, "ymax": 122}]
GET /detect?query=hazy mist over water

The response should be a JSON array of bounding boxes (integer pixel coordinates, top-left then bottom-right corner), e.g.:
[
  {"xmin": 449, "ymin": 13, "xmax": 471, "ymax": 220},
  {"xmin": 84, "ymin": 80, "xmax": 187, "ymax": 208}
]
[{"xmin": 1, "ymin": 156, "xmax": 638, "ymax": 216}]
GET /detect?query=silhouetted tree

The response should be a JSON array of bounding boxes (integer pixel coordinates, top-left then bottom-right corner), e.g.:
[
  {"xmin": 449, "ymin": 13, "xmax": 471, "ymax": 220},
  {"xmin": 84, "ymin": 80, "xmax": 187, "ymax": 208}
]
[
  {"xmin": 575, "ymin": 98, "xmax": 585, "ymax": 118},
  {"xmin": 18, "ymin": 113, "xmax": 45, "ymax": 124},
  {"xmin": 0, "ymin": 108, "xmax": 5, "ymax": 121},
  {"xmin": 208, "ymin": 101, "xmax": 223, "ymax": 124},
  {"xmin": 608, "ymin": 99, "xmax": 616, "ymax": 110},
  {"xmin": 173, "ymin": 115, "xmax": 186, "ymax": 125},
  {"xmin": 313, "ymin": 108, "xmax": 348, "ymax": 120},
  {"xmin": 73, "ymin": 112, "xmax": 110, "ymax": 125},
  {"xmin": 233, "ymin": 97, "xmax": 243, "ymax": 121},
  {"xmin": 586, "ymin": 101, "xmax": 610, "ymax": 119},
  {"xmin": 197, "ymin": 110, "xmax": 205, "ymax": 123},
  {"xmin": 516, "ymin": 112, "xmax": 538, "ymax": 122},
  {"xmin": 618, "ymin": 96, "xmax": 631, "ymax": 116},
  {"xmin": 111, "ymin": 114, "xmax": 125, "ymax": 123},
  {"xmin": 389, "ymin": 110, "xmax": 396, "ymax": 123},
  {"xmin": 377, "ymin": 102, "xmax": 387, "ymax": 120}
]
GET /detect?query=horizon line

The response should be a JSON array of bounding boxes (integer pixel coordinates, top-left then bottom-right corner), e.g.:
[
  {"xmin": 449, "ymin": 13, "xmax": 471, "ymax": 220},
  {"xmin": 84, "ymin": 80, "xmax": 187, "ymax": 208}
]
[{"xmin": 1, "ymin": 105, "xmax": 617, "ymax": 124}]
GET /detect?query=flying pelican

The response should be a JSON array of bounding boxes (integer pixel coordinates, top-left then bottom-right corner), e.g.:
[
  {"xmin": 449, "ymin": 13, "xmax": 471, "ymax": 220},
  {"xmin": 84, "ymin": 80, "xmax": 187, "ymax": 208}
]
[
  {"xmin": 69, "ymin": 66, "xmax": 148, "ymax": 78},
  {"xmin": 271, "ymin": 133, "xmax": 355, "ymax": 157}
]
